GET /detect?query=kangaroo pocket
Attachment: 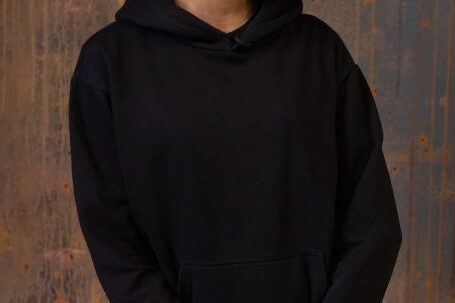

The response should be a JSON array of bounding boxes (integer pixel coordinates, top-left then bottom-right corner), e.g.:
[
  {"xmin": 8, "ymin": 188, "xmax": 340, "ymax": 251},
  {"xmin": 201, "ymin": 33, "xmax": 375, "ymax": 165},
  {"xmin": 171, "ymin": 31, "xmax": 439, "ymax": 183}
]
[{"xmin": 176, "ymin": 248, "xmax": 328, "ymax": 303}]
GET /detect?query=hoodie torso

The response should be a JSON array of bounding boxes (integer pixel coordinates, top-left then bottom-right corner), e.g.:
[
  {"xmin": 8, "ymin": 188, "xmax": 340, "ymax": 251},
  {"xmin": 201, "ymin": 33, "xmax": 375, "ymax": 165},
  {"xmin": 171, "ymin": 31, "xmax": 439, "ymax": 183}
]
[{"xmin": 68, "ymin": 1, "xmax": 402, "ymax": 302}]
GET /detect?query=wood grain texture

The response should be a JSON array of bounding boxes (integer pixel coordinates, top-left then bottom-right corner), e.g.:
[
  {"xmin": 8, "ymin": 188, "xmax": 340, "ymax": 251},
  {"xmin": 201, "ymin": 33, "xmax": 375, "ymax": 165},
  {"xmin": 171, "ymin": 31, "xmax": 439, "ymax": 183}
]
[{"xmin": 0, "ymin": 0, "xmax": 453, "ymax": 302}]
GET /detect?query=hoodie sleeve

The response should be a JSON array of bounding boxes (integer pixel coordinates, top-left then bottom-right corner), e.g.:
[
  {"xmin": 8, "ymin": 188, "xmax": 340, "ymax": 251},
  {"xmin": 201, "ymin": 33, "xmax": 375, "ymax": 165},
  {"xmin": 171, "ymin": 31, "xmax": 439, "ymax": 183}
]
[
  {"xmin": 321, "ymin": 40, "xmax": 402, "ymax": 302},
  {"xmin": 68, "ymin": 44, "xmax": 180, "ymax": 303}
]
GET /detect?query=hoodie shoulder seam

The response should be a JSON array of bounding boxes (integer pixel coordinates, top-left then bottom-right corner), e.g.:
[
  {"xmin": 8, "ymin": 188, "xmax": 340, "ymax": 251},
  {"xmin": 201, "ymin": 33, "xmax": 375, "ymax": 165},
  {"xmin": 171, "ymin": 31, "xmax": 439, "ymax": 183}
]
[
  {"xmin": 337, "ymin": 62, "xmax": 358, "ymax": 92},
  {"xmin": 71, "ymin": 74, "xmax": 110, "ymax": 96}
]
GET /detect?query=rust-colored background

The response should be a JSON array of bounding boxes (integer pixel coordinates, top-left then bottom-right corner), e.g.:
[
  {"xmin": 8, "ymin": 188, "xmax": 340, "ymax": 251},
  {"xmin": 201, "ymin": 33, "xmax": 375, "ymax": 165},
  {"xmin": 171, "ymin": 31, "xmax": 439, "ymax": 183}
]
[{"xmin": 0, "ymin": 0, "xmax": 454, "ymax": 302}]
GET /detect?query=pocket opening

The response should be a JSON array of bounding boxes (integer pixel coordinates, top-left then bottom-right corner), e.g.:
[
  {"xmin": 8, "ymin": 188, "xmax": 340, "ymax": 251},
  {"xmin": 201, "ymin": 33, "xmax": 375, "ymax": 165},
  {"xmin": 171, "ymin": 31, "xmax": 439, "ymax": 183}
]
[
  {"xmin": 177, "ymin": 248, "xmax": 328, "ymax": 303},
  {"xmin": 180, "ymin": 248, "xmax": 322, "ymax": 267}
]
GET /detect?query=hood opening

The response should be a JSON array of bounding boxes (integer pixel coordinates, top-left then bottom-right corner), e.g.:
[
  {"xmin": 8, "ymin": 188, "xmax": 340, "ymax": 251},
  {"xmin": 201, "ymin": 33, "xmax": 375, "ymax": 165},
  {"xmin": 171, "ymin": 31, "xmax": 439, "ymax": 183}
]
[{"xmin": 115, "ymin": 0, "xmax": 303, "ymax": 51}]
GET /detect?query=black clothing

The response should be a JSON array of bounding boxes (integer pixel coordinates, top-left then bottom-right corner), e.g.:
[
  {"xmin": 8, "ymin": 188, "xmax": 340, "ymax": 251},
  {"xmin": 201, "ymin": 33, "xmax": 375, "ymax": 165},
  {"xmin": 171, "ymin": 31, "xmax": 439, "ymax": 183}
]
[{"xmin": 68, "ymin": 0, "xmax": 402, "ymax": 302}]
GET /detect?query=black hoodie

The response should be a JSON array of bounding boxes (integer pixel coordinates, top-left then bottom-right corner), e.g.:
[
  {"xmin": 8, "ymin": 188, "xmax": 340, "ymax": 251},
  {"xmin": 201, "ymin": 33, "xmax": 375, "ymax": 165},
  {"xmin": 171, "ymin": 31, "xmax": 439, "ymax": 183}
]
[{"xmin": 68, "ymin": 0, "xmax": 402, "ymax": 302}]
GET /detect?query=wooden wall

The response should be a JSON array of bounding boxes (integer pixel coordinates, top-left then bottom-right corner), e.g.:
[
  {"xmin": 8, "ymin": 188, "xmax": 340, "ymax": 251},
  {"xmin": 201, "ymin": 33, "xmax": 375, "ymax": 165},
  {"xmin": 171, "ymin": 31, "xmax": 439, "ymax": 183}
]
[{"xmin": 0, "ymin": 0, "xmax": 454, "ymax": 302}]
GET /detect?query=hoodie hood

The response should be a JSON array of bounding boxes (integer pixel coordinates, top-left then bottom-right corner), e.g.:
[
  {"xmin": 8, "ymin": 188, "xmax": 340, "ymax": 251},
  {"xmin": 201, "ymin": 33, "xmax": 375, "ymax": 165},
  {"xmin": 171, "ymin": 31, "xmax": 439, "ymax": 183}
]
[{"xmin": 115, "ymin": 0, "xmax": 303, "ymax": 51}]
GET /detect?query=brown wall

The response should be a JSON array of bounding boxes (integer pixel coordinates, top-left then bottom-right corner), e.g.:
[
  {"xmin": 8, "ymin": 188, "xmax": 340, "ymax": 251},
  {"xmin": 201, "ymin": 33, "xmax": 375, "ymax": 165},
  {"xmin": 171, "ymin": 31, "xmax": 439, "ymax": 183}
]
[{"xmin": 0, "ymin": 1, "xmax": 454, "ymax": 302}]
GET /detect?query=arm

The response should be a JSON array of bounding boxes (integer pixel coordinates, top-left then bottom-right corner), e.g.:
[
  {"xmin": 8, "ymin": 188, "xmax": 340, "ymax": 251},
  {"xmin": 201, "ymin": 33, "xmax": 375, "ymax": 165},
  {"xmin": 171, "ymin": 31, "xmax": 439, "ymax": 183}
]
[
  {"xmin": 322, "ymin": 63, "xmax": 402, "ymax": 303},
  {"xmin": 68, "ymin": 44, "xmax": 180, "ymax": 303}
]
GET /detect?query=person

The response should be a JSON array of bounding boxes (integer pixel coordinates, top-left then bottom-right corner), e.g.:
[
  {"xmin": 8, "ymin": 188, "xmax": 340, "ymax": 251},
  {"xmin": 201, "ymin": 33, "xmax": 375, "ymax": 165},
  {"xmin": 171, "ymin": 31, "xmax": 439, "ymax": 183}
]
[{"xmin": 68, "ymin": 0, "xmax": 403, "ymax": 302}]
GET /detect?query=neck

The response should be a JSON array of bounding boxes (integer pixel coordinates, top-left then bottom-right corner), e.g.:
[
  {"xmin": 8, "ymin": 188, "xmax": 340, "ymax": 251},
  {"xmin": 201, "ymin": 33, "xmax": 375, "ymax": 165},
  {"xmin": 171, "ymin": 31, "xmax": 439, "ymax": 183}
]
[{"xmin": 172, "ymin": 0, "xmax": 254, "ymax": 33}]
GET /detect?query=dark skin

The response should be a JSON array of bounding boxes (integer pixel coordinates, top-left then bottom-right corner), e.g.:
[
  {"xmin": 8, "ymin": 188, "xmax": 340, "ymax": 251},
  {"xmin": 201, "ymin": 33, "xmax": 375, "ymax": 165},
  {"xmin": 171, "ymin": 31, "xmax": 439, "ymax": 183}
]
[{"xmin": 172, "ymin": 0, "xmax": 254, "ymax": 33}]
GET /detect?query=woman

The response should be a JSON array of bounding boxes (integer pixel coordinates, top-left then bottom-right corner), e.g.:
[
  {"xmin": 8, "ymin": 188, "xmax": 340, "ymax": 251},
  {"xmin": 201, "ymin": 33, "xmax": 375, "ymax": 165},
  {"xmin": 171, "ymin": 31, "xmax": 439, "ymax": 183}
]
[{"xmin": 68, "ymin": 0, "xmax": 402, "ymax": 302}]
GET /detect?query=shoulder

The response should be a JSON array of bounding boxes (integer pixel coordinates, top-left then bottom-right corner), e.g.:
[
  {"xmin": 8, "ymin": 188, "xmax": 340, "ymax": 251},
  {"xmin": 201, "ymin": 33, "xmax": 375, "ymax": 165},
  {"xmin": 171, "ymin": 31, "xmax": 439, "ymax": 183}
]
[
  {"xmin": 298, "ymin": 13, "xmax": 336, "ymax": 35},
  {"xmin": 295, "ymin": 13, "xmax": 356, "ymax": 86},
  {"xmin": 76, "ymin": 20, "xmax": 125, "ymax": 64},
  {"xmin": 297, "ymin": 13, "xmax": 351, "ymax": 53},
  {"xmin": 72, "ymin": 21, "xmax": 125, "ymax": 92},
  {"xmin": 80, "ymin": 20, "xmax": 127, "ymax": 50}
]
